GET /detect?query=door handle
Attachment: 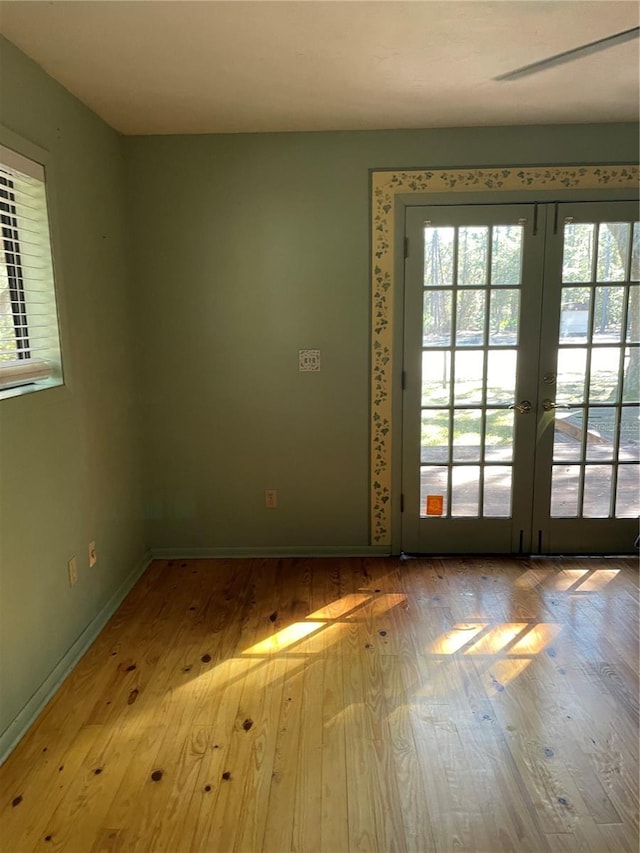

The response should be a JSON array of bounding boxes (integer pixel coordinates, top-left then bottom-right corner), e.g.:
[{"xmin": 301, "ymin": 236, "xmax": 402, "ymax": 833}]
[
  {"xmin": 542, "ymin": 399, "xmax": 572, "ymax": 412},
  {"xmin": 509, "ymin": 400, "xmax": 532, "ymax": 414}
]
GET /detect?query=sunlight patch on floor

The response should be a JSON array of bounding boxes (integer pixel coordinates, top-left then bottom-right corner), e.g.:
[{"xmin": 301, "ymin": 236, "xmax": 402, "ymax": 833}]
[
  {"xmin": 242, "ymin": 621, "xmax": 325, "ymax": 655},
  {"xmin": 464, "ymin": 623, "xmax": 530, "ymax": 655},
  {"xmin": 509, "ymin": 622, "xmax": 561, "ymax": 655},
  {"xmin": 549, "ymin": 569, "xmax": 591, "ymax": 591},
  {"xmin": 575, "ymin": 569, "xmax": 620, "ymax": 592},
  {"xmin": 307, "ymin": 593, "xmax": 372, "ymax": 620},
  {"xmin": 293, "ymin": 621, "xmax": 350, "ymax": 654}
]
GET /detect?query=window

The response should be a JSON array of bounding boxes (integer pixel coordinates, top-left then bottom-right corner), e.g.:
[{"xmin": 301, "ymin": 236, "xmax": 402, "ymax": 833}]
[{"xmin": 0, "ymin": 143, "xmax": 63, "ymax": 398}]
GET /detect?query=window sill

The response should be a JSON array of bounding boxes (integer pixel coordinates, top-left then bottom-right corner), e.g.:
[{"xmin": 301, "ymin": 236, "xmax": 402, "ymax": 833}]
[{"xmin": 0, "ymin": 360, "xmax": 62, "ymax": 401}]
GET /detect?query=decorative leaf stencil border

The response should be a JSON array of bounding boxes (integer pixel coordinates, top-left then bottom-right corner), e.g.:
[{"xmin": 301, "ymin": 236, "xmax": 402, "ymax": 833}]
[{"xmin": 370, "ymin": 164, "xmax": 639, "ymax": 546}]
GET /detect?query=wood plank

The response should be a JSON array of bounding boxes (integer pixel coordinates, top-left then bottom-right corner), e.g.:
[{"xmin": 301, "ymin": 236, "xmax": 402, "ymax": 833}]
[
  {"xmin": 261, "ymin": 661, "xmax": 306, "ymax": 853},
  {"xmin": 342, "ymin": 646, "xmax": 408, "ymax": 852},
  {"xmin": 319, "ymin": 646, "xmax": 349, "ymax": 853},
  {"xmin": 378, "ymin": 653, "xmax": 437, "ymax": 851},
  {"xmin": 232, "ymin": 654, "xmax": 298, "ymax": 853}
]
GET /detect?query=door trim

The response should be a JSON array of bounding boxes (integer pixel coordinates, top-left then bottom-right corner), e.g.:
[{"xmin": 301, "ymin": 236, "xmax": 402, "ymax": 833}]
[{"xmin": 368, "ymin": 164, "xmax": 639, "ymax": 549}]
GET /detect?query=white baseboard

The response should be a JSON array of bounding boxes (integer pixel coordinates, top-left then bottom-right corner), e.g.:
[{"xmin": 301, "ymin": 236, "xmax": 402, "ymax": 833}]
[
  {"xmin": 0, "ymin": 550, "xmax": 152, "ymax": 765},
  {"xmin": 150, "ymin": 546, "xmax": 392, "ymax": 559}
]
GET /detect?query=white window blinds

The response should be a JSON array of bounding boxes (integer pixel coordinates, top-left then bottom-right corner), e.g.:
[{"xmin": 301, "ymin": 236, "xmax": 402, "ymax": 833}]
[{"xmin": 0, "ymin": 144, "xmax": 63, "ymax": 395}]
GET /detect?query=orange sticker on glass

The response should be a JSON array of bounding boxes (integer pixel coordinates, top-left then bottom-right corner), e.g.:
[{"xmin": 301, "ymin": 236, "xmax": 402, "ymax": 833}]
[{"xmin": 426, "ymin": 495, "xmax": 444, "ymax": 516}]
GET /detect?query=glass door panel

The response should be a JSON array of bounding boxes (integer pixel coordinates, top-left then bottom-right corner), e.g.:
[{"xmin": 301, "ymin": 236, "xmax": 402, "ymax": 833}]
[
  {"xmin": 402, "ymin": 200, "xmax": 639, "ymax": 555},
  {"xmin": 535, "ymin": 203, "xmax": 640, "ymax": 552},
  {"xmin": 402, "ymin": 204, "xmax": 543, "ymax": 553}
]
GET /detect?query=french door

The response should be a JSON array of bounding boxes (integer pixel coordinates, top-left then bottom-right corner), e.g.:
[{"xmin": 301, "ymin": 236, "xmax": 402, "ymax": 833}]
[{"xmin": 401, "ymin": 201, "xmax": 639, "ymax": 554}]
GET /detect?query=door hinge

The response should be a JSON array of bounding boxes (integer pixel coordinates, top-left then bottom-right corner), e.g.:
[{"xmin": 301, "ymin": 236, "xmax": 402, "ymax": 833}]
[
  {"xmin": 404, "ymin": 236, "xmax": 409, "ymax": 258},
  {"xmin": 533, "ymin": 203, "xmax": 539, "ymax": 236},
  {"xmin": 400, "ymin": 494, "xmax": 404, "ymax": 513},
  {"xmin": 401, "ymin": 370, "xmax": 406, "ymax": 390}
]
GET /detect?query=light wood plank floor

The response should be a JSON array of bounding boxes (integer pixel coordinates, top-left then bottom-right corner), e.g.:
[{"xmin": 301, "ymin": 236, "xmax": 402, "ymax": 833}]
[{"xmin": 1, "ymin": 556, "xmax": 638, "ymax": 852}]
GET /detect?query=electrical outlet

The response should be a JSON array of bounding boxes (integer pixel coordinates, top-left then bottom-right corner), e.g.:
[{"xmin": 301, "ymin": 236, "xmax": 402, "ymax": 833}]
[
  {"xmin": 88, "ymin": 541, "xmax": 97, "ymax": 568},
  {"xmin": 68, "ymin": 556, "xmax": 78, "ymax": 587},
  {"xmin": 265, "ymin": 489, "xmax": 278, "ymax": 509}
]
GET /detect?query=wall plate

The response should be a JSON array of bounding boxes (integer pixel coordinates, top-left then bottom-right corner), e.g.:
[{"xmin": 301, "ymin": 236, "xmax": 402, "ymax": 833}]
[{"xmin": 299, "ymin": 349, "xmax": 321, "ymax": 372}]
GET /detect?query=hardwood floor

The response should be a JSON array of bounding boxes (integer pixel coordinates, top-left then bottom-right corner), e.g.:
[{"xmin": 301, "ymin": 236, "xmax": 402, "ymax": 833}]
[{"xmin": 1, "ymin": 556, "xmax": 638, "ymax": 852}]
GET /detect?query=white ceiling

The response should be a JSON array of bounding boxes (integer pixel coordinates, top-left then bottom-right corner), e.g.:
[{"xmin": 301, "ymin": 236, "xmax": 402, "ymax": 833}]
[{"xmin": 0, "ymin": 0, "xmax": 638, "ymax": 136}]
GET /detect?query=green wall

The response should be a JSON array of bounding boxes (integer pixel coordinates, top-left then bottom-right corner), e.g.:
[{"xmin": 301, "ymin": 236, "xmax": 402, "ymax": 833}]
[
  {"xmin": 125, "ymin": 124, "xmax": 639, "ymax": 553},
  {"xmin": 0, "ymin": 38, "xmax": 147, "ymax": 752}
]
